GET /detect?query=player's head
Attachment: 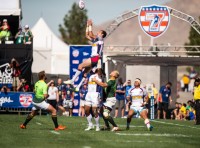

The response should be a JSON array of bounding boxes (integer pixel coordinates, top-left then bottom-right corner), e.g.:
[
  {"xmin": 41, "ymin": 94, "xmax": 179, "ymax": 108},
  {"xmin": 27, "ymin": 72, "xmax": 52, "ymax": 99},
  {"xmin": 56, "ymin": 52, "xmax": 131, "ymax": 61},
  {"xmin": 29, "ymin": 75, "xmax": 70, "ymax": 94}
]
[
  {"xmin": 95, "ymin": 68, "xmax": 105, "ymax": 76},
  {"xmin": 38, "ymin": 71, "xmax": 46, "ymax": 80},
  {"xmin": 97, "ymin": 30, "xmax": 107, "ymax": 39},
  {"xmin": 110, "ymin": 70, "xmax": 119, "ymax": 78},
  {"xmin": 134, "ymin": 78, "xmax": 141, "ymax": 87}
]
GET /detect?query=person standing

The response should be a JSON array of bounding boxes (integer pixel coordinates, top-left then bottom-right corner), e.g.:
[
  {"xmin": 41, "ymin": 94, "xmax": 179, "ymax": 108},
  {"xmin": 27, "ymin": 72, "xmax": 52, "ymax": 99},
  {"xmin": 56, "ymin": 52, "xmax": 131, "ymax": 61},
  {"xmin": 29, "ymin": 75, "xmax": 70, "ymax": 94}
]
[
  {"xmin": 79, "ymin": 83, "xmax": 88, "ymax": 117},
  {"xmin": 15, "ymin": 27, "xmax": 25, "ymax": 44},
  {"xmin": 123, "ymin": 79, "xmax": 132, "ymax": 118},
  {"xmin": 157, "ymin": 82, "xmax": 173, "ymax": 119},
  {"xmin": 126, "ymin": 78, "xmax": 153, "ymax": 131},
  {"xmin": 20, "ymin": 71, "xmax": 66, "ymax": 130},
  {"xmin": 24, "ymin": 25, "xmax": 33, "ymax": 44},
  {"xmin": 47, "ymin": 80, "xmax": 59, "ymax": 110},
  {"xmin": 114, "ymin": 77, "xmax": 125, "ymax": 118},
  {"xmin": 193, "ymin": 78, "xmax": 200, "ymax": 125}
]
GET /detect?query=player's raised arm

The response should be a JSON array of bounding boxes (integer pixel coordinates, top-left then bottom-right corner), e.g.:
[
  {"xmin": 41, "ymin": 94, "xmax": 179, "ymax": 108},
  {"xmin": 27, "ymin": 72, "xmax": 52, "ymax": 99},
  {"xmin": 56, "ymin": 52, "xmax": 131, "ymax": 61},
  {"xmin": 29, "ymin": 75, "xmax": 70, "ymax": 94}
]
[{"xmin": 86, "ymin": 20, "xmax": 96, "ymax": 40}]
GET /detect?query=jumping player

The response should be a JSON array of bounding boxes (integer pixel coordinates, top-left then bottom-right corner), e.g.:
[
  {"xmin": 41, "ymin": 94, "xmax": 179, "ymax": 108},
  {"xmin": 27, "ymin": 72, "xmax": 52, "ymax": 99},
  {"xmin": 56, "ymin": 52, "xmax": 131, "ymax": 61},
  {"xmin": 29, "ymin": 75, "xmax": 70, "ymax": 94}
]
[
  {"xmin": 92, "ymin": 70, "xmax": 120, "ymax": 131},
  {"xmin": 64, "ymin": 20, "xmax": 107, "ymax": 92},
  {"xmin": 126, "ymin": 78, "xmax": 153, "ymax": 131},
  {"xmin": 84, "ymin": 68, "xmax": 103, "ymax": 131},
  {"xmin": 20, "ymin": 71, "xmax": 66, "ymax": 131}
]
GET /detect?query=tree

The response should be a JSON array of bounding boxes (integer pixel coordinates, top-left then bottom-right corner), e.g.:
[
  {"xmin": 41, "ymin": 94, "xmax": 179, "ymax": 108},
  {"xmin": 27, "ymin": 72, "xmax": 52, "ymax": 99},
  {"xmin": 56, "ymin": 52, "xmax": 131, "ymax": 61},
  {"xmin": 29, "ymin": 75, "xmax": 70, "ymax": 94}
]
[
  {"xmin": 185, "ymin": 16, "xmax": 200, "ymax": 56},
  {"xmin": 59, "ymin": 3, "xmax": 88, "ymax": 44}
]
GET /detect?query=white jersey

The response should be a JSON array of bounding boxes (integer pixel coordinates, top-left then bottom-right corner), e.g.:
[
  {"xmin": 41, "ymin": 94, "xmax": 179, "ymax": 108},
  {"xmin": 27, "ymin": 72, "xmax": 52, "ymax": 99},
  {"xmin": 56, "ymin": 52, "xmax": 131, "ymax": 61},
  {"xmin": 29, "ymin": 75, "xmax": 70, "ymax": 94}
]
[
  {"xmin": 87, "ymin": 74, "xmax": 102, "ymax": 93},
  {"xmin": 47, "ymin": 86, "xmax": 58, "ymax": 100},
  {"xmin": 91, "ymin": 37, "xmax": 104, "ymax": 57},
  {"xmin": 128, "ymin": 87, "xmax": 147, "ymax": 107}
]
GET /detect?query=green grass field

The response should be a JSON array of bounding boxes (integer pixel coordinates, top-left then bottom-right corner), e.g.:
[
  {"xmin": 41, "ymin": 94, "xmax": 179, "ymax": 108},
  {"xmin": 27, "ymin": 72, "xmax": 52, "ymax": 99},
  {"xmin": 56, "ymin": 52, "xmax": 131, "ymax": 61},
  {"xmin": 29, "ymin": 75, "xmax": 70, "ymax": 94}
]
[{"xmin": 0, "ymin": 114, "xmax": 200, "ymax": 148}]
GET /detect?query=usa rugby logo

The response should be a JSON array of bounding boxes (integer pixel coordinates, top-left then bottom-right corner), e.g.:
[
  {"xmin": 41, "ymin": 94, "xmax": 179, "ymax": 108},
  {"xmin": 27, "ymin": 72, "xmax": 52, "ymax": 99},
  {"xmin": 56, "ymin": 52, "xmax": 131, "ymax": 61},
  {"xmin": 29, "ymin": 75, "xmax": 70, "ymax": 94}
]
[
  {"xmin": 72, "ymin": 50, "xmax": 79, "ymax": 58},
  {"xmin": 139, "ymin": 5, "xmax": 170, "ymax": 38},
  {"xmin": 19, "ymin": 94, "xmax": 33, "ymax": 107}
]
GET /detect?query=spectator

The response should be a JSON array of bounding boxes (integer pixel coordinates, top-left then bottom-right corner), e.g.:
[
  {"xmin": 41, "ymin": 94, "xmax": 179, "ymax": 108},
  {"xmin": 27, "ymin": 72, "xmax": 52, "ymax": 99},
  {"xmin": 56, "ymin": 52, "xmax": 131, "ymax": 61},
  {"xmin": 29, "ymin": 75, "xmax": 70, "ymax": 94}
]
[
  {"xmin": 47, "ymin": 80, "xmax": 59, "ymax": 110},
  {"xmin": 171, "ymin": 102, "xmax": 180, "ymax": 120},
  {"xmin": 123, "ymin": 79, "xmax": 132, "ymax": 118},
  {"xmin": 79, "ymin": 83, "xmax": 88, "ymax": 117},
  {"xmin": 157, "ymin": 82, "xmax": 173, "ymax": 119},
  {"xmin": 0, "ymin": 19, "xmax": 11, "ymax": 43},
  {"xmin": 15, "ymin": 27, "xmax": 25, "ymax": 44},
  {"xmin": 0, "ymin": 85, "xmax": 11, "ymax": 93},
  {"xmin": 17, "ymin": 78, "xmax": 30, "ymax": 92},
  {"xmin": 114, "ymin": 77, "xmax": 125, "ymax": 118},
  {"xmin": 189, "ymin": 67, "xmax": 198, "ymax": 79},
  {"xmin": 193, "ymin": 77, "xmax": 200, "ymax": 125},
  {"xmin": 181, "ymin": 74, "xmax": 190, "ymax": 92},
  {"xmin": 179, "ymin": 103, "xmax": 187, "ymax": 120},
  {"xmin": 10, "ymin": 58, "xmax": 21, "ymax": 91},
  {"xmin": 62, "ymin": 83, "xmax": 74, "ymax": 117},
  {"xmin": 24, "ymin": 25, "xmax": 33, "ymax": 44},
  {"xmin": 186, "ymin": 100, "xmax": 195, "ymax": 121}
]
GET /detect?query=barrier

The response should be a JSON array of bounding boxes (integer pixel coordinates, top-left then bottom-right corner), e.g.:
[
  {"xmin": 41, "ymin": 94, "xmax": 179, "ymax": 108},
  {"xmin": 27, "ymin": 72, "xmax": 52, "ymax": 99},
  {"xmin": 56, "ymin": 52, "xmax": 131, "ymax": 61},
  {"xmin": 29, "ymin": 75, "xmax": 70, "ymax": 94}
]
[{"xmin": 0, "ymin": 91, "xmax": 34, "ymax": 114}]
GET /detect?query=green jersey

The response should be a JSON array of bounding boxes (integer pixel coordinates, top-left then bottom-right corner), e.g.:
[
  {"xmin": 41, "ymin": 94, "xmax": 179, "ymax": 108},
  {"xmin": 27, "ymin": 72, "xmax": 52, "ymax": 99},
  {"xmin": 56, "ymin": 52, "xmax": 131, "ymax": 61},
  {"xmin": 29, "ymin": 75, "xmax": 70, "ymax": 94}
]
[
  {"xmin": 33, "ymin": 80, "xmax": 47, "ymax": 103},
  {"xmin": 106, "ymin": 79, "xmax": 116, "ymax": 98}
]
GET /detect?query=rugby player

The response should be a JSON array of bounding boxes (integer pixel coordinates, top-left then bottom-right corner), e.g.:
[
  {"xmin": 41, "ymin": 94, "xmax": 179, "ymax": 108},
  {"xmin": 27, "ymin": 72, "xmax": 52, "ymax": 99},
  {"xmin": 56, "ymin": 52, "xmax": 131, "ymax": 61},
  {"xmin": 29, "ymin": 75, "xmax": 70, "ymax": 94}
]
[
  {"xmin": 64, "ymin": 20, "xmax": 107, "ymax": 92},
  {"xmin": 126, "ymin": 78, "xmax": 153, "ymax": 131},
  {"xmin": 20, "ymin": 71, "xmax": 66, "ymax": 131},
  {"xmin": 84, "ymin": 68, "xmax": 103, "ymax": 131},
  {"xmin": 92, "ymin": 70, "xmax": 120, "ymax": 131}
]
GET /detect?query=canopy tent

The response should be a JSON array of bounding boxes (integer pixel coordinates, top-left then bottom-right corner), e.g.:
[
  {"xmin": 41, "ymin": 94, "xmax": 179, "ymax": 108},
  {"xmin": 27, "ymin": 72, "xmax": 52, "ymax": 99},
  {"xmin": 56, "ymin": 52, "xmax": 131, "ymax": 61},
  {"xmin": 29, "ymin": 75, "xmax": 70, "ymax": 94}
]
[{"xmin": 31, "ymin": 18, "xmax": 69, "ymax": 75}]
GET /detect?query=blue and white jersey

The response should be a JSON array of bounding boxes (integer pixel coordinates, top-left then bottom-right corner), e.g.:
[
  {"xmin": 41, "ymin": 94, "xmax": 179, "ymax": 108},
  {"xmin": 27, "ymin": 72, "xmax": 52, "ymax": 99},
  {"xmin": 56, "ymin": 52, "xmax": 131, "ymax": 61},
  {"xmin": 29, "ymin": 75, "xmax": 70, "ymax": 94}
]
[
  {"xmin": 80, "ymin": 87, "xmax": 88, "ymax": 100},
  {"xmin": 128, "ymin": 87, "xmax": 147, "ymax": 107},
  {"xmin": 87, "ymin": 73, "xmax": 102, "ymax": 93},
  {"xmin": 91, "ymin": 37, "xmax": 104, "ymax": 57}
]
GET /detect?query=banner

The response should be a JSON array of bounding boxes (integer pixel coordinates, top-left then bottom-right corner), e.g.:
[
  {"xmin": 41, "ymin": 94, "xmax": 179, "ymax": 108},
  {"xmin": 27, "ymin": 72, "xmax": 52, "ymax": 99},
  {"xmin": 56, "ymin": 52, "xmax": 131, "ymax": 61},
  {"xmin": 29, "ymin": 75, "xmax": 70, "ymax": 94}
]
[
  {"xmin": 0, "ymin": 92, "xmax": 34, "ymax": 108},
  {"xmin": 70, "ymin": 46, "xmax": 92, "ymax": 116}
]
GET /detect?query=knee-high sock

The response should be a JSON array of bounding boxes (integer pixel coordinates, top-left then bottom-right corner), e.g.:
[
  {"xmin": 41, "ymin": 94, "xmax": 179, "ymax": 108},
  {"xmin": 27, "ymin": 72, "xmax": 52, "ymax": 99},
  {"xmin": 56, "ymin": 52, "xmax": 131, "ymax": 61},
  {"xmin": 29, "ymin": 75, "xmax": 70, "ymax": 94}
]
[
  {"xmin": 76, "ymin": 77, "xmax": 86, "ymax": 89},
  {"xmin": 51, "ymin": 115, "xmax": 59, "ymax": 128},
  {"xmin": 107, "ymin": 116, "xmax": 117, "ymax": 127},
  {"xmin": 102, "ymin": 116, "xmax": 110, "ymax": 128},
  {"xmin": 94, "ymin": 115, "xmax": 100, "ymax": 127},
  {"xmin": 71, "ymin": 70, "xmax": 82, "ymax": 82},
  {"xmin": 86, "ymin": 114, "xmax": 93, "ymax": 127},
  {"xmin": 127, "ymin": 117, "xmax": 132, "ymax": 127},
  {"xmin": 23, "ymin": 114, "xmax": 34, "ymax": 126}
]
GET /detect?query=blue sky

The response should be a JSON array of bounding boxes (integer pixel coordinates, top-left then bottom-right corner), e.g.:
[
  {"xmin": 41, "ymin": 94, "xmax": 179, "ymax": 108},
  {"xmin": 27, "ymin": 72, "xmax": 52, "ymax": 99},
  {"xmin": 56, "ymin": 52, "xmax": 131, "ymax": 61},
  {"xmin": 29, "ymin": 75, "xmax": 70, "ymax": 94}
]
[{"xmin": 21, "ymin": 0, "xmax": 171, "ymax": 36}]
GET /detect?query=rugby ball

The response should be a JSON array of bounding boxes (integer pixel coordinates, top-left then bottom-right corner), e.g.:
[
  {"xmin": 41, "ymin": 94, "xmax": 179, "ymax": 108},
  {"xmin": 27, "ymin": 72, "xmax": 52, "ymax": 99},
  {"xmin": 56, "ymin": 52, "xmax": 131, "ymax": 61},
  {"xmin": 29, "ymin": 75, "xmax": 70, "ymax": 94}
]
[{"xmin": 78, "ymin": 0, "xmax": 85, "ymax": 10}]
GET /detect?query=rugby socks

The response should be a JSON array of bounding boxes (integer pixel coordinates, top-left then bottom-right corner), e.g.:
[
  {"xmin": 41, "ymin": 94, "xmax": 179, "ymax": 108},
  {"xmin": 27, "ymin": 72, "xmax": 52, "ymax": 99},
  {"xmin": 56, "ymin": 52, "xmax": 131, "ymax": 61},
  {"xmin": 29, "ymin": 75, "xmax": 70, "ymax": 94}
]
[
  {"xmin": 127, "ymin": 117, "xmax": 131, "ymax": 128},
  {"xmin": 76, "ymin": 77, "xmax": 86, "ymax": 89},
  {"xmin": 94, "ymin": 115, "xmax": 100, "ymax": 128},
  {"xmin": 107, "ymin": 116, "xmax": 117, "ymax": 127},
  {"xmin": 144, "ymin": 119, "xmax": 151, "ymax": 128},
  {"xmin": 102, "ymin": 116, "xmax": 110, "ymax": 128},
  {"xmin": 23, "ymin": 114, "xmax": 34, "ymax": 126},
  {"xmin": 51, "ymin": 115, "xmax": 59, "ymax": 128},
  {"xmin": 72, "ymin": 70, "xmax": 82, "ymax": 82},
  {"xmin": 86, "ymin": 114, "xmax": 93, "ymax": 127}
]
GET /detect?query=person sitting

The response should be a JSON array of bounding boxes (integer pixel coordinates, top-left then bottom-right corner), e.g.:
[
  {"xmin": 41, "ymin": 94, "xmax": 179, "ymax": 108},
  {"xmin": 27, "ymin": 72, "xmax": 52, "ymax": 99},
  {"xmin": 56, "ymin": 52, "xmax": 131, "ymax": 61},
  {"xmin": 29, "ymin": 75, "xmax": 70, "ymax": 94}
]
[
  {"xmin": 17, "ymin": 78, "xmax": 30, "ymax": 92},
  {"xmin": 0, "ymin": 19, "xmax": 11, "ymax": 43}
]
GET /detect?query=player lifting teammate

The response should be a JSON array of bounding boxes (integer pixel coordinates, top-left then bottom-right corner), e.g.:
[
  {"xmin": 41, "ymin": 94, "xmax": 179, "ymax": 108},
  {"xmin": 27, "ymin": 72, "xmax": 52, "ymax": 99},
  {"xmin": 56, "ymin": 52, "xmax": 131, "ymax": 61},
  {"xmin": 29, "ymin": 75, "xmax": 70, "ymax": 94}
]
[
  {"xmin": 126, "ymin": 78, "xmax": 153, "ymax": 131},
  {"xmin": 92, "ymin": 70, "xmax": 120, "ymax": 131},
  {"xmin": 64, "ymin": 20, "xmax": 107, "ymax": 91}
]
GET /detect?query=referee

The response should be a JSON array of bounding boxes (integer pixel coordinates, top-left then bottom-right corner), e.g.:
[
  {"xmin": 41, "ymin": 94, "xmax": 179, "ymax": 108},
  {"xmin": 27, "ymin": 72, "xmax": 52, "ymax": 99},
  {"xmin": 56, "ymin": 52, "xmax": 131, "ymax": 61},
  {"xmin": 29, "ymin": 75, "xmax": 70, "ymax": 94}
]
[{"xmin": 193, "ymin": 77, "xmax": 200, "ymax": 125}]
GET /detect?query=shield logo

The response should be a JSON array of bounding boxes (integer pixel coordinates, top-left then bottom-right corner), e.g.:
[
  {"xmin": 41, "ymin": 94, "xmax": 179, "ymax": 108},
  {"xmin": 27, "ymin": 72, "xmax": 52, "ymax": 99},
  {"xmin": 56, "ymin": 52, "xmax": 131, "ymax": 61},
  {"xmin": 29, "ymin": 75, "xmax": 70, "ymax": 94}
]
[
  {"xmin": 19, "ymin": 94, "xmax": 33, "ymax": 107},
  {"xmin": 138, "ymin": 5, "xmax": 171, "ymax": 38}
]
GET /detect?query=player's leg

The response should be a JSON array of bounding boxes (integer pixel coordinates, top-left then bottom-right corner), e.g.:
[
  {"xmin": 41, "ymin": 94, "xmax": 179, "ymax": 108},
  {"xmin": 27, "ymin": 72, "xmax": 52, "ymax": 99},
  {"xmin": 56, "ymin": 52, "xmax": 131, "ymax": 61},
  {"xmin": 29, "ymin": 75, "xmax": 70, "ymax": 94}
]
[
  {"xmin": 64, "ymin": 58, "xmax": 92, "ymax": 84},
  {"xmin": 140, "ymin": 109, "xmax": 153, "ymax": 131},
  {"xmin": 84, "ymin": 105, "xmax": 94, "ymax": 130},
  {"xmin": 69, "ymin": 100, "xmax": 73, "ymax": 117},
  {"xmin": 47, "ymin": 103, "xmax": 66, "ymax": 130},
  {"xmin": 126, "ymin": 108, "xmax": 135, "ymax": 130},
  {"xmin": 92, "ymin": 106, "xmax": 100, "ymax": 131},
  {"xmin": 100, "ymin": 106, "xmax": 111, "ymax": 130},
  {"xmin": 20, "ymin": 108, "xmax": 38, "ymax": 129},
  {"xmin": 114, "ymin": 100, "xmax": 119, "ymax": 118}
]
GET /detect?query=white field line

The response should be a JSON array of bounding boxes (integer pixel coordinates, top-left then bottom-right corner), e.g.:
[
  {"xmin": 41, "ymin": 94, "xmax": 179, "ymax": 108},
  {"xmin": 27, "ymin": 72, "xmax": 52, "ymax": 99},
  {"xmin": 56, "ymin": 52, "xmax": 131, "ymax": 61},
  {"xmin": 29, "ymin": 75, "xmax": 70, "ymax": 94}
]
[
  {"xmin": 151, "ymin": 120, "xmax": 200, "ymax": 130},
  {"xmin": 50, "ymin": 131, "xmax": 60, "ymax": 135},
  {"xmin": 36, "ymin": 122, "xmax": 42, "ymax": 125},
  {"xmin": 116, "ymin": 133, "xmax": 191, "ymax": 137}
]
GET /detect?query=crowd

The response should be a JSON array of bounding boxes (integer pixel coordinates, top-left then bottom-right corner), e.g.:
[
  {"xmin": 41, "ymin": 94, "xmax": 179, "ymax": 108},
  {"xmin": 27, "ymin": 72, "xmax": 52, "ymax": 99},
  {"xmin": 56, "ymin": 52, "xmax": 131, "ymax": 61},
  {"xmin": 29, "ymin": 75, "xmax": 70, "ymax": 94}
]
[{"xmin": 0, "ymin": 19, "xmax": 33, "ymax": 44}]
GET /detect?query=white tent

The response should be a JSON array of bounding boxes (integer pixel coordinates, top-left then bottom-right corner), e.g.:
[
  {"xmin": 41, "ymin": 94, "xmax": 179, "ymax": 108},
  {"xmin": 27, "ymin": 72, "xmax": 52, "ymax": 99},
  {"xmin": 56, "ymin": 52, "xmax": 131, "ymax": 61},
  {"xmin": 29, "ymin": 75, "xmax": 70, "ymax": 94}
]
[{"xmin": 31, "ymin": 18, "xmax": 69, "ymax": 75}]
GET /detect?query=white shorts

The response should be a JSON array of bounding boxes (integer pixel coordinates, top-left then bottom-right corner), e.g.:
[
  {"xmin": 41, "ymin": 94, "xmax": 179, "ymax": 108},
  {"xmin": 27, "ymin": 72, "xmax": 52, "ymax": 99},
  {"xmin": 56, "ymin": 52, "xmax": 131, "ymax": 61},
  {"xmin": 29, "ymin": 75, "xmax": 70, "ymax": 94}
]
[
  {"xmin": 103, "ymin": 97, "xmax": 116, "ymax": 109},
  {"xmin": 85, "ymin": 92, "xmax": 100, "ymax": 107},
  {"xmin": 130, "ymin": 105, "xmax": 146, "ymax": 114},
  {"xmin": 32, "ymin": 100, "xmax": 49, "ymax": 110},
  {"xmin": 80, "ymin": 99, "xmax": 85, "ymax": 107},
  {"xmin": 63, "ymin": 100, "xmax": 73, "ymax": 109}
]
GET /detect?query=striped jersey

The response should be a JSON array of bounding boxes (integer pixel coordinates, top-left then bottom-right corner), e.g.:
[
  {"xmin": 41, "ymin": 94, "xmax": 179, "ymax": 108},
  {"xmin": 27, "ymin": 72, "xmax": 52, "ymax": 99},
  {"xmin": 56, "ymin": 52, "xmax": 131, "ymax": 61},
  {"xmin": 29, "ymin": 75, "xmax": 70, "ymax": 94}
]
[
  {"xmin": 91, "ymin": 37, "xmax": 104, "ymax": 57},
  {"xmin": 88, "ymin": 74, "xmax": 102, "ymax": 93}
]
